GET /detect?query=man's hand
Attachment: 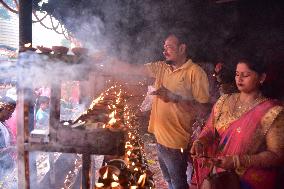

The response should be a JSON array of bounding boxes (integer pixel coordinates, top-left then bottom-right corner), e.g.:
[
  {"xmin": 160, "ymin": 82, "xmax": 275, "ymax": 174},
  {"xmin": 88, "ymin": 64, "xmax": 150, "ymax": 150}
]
[{"xmin": 151, "ymin": 85, "xmax": 180, "ymax": 103}]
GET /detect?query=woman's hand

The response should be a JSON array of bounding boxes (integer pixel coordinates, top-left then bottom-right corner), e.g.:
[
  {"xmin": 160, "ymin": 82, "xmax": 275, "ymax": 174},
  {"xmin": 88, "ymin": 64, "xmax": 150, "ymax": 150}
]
[
  {"xmin": 212, "ymin": 156, "xmax": 235, "ymax": 170},
  {"xmin": 190, "ymin": 140, "xmax": 205, "ymax": 158}
]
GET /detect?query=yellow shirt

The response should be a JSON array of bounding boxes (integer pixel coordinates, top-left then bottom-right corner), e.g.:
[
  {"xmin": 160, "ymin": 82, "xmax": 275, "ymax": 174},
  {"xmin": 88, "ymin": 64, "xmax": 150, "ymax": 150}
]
[{"xmin": 145, "ymin": 59, "xmax": 209, "ymax": 149}]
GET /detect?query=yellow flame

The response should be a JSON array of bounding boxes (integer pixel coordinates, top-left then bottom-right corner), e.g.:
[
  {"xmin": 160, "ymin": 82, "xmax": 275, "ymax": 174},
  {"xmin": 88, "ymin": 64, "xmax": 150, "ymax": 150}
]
[
  {"xmin": 111, "ymin": 182, "xmax": 120, "ymax": 187},
  {"xmin": 109, "ymin": 110, "xmax": 116, "ymax": 118},
  {"xmin": 181, "ymin": 148, "xmax": 184, "ymax": 153},
  {"xmin": 125, "ymin": 143, "xmax": 133, "ymax": 149},
  {"xmin": 108, "ymin": 117, "xmax": 117, "ymax": 125},
  {"xmin": 103, "ymin": 167, "xmax": 108, "ymax": 179},
  {"xmin": 126, "ymin": 150, "xmax": 132, "ymax": 156},
  {"xmin": 137, "ymin": 173, "xmax": 146, "ymax": 186},
  {"xmin": 95, "ymin": 183, "xmax": 104, "ymax": 187},
  {"xmin": 112, "ymin": 174, "xmax": 119, "ymax": 181}
]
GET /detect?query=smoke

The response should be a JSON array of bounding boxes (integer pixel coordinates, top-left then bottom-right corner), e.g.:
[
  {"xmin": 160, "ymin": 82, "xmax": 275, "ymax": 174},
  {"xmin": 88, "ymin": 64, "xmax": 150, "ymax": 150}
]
[{"xmin": 17, "ymin": 51, "xmax": 92, "ymax": 88}]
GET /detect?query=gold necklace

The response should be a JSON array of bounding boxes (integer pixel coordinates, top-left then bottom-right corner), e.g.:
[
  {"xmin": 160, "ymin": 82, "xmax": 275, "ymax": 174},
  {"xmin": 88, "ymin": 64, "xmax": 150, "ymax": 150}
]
[{"xmin": 232, "ymin": 93, "xmax": 265, "ymax": 118}]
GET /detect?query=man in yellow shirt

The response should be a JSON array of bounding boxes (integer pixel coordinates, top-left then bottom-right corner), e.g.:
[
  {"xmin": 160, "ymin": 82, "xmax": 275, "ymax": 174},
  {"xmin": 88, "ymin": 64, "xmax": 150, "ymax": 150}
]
[
  {"xmin": 93, "ymin": 30, "xmax": 210, "ymax": 188},
  {"xmin": 142, "ymin": 31, "xmax": 210, "ymax": 189}
]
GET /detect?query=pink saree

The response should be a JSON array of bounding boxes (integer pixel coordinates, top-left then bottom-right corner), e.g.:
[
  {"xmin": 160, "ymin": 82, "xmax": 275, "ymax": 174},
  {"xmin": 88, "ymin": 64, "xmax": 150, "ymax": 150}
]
[{"xmin": 193, "ymin": 98, "xmax": 280, "ymax": 189}]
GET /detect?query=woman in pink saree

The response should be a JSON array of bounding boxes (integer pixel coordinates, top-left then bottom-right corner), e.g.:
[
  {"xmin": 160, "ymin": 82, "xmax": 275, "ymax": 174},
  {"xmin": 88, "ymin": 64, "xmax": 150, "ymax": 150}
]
[{"xmin": 190, "ymin": 58, "xmax": 284, "ymax": 189}]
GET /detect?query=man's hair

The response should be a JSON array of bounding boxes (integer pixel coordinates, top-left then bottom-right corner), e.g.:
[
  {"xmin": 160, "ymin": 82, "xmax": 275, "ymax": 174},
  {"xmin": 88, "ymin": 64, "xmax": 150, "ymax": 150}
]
[
  {"xmin": 166, "ymin": 30, "xmax": 188, "ymax": 46},
  {"xmin": 165, "ymin": 29, "xmax": 190, "ymax": 56}
]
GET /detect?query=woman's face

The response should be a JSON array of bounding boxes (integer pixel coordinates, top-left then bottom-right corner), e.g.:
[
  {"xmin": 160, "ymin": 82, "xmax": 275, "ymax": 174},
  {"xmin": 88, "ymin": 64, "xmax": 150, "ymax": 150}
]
[{"xmin": 235, "ymin": 62, "xmax": 264, "ymax": 93}]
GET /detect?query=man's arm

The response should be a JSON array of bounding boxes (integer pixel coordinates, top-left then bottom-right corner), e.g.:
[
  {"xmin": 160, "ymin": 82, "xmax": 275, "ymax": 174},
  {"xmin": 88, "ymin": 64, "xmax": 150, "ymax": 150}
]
[
  {"xmin": 178, "ymin": 99, "xmax": 211, "ymax": 118},
  {"xmin": 151, "ymin": 85, "xmax": 211, "ymax": 116},
  {"xmin": 96, "ymin": 57, "xmax": 152, "ymax": 77}
]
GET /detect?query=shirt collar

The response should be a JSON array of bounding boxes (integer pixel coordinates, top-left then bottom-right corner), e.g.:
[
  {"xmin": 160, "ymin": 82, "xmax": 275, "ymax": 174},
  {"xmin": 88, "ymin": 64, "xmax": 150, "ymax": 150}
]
[{"xmin": 171, "ymin": 59, "xmax": 193, "ymax": 72}]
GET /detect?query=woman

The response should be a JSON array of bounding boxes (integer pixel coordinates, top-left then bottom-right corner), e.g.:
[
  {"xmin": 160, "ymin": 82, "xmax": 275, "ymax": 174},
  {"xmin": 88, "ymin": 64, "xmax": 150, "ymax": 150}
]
[
  {"xmin": 190, "ymin": 58, "xmax": 284, "ymax": 189},
  {"xmin": 0, "ymin": 96, "xmax": 17, "ymax": 178},
  {"xmin": 0, "ymin": 96, "xmax": 16, "ymax": 147}
]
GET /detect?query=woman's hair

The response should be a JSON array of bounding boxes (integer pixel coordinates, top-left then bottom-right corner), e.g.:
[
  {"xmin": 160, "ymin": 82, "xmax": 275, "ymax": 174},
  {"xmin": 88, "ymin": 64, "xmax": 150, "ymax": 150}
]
[
  {"xmin": 237, "ymin": 54, "xmax": 281, "ymax": 99},
  {"xmin": 238, "ymin": 56, "xmax": 266, "ymax": 76}
]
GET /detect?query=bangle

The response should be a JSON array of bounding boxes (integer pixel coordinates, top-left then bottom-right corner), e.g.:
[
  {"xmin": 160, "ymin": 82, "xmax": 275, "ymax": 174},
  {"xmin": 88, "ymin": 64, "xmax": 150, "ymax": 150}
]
[
  {"xmin": 194, "ymin": 139, "xmax": 203, "ymax": 146},
  {"xmin": 232, "ymin": 155, "xmax": 237, "ymax": 168},
  {"xmin": 236, "ymin": 155, "xmax": 241, "ymax": 168},
  {"xmin": 245, "ymin": 155, "xmax": 252, "ymax": 167}
]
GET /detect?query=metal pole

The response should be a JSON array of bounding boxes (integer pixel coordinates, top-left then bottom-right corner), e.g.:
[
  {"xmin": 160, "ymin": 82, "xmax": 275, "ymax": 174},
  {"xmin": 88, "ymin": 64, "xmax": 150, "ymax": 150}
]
[
  {"xmin": 17, "ymin": 1, "xmax": 33, "ymax": 189},
  {"xmin": 19, "ymin": 0, "xmax": 32, "ymax": 52}
]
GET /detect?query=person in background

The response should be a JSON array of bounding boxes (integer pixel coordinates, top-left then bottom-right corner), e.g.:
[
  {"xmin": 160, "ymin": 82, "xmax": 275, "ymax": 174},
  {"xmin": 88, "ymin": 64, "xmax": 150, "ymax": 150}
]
[
  {"xmin": 214, "ymin": 62, "xmax": 238, "ymax": 96},
  {"xmin": 5, "ymin": 83, "xmax": 17, "ymax": 141},
  {"xmin": 0, "ymin": 96, "xmax": 17, "ymax": 178},
  {"xmin": 190, "ymin": 56, "xmax": 284, "ymax": 189},
  {"xmin": 35, "ymin": 96, "xmax": 50, "ymax": 129},
  {"xmin": 0, "ymin": 96, "xmax": 16, "ymax": 147}
]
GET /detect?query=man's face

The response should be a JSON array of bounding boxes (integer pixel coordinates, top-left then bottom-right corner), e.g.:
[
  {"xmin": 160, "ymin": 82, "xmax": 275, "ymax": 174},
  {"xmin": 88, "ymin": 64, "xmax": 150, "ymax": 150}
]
[{"xmin": 163, "ymin": 35, "xmax": 181, "ymax": 63}]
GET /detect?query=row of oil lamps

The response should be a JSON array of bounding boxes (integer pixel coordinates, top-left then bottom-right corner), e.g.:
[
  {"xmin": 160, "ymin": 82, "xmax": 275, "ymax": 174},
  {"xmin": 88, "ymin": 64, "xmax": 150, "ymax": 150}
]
[
  {"xmin": 94, "ymin": 131, "xmax": 155, "ymax": 189},
  {"xmin": 92, "ymin": 85, "xmax": 155, "ymax": 188},
  {"xmin": 45, "ymin": 84, "xmax": 154, "ymax": 189}
]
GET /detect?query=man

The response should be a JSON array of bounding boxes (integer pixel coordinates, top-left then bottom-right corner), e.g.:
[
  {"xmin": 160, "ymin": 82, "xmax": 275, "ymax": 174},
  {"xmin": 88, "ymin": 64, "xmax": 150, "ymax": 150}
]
[
  {"xmin": 93, "ymin": 31, "xmax": 210, "ymax": 188},
  {"xmin": 142, "ymin": 32, "xmax": 210, "ymax": 189}
]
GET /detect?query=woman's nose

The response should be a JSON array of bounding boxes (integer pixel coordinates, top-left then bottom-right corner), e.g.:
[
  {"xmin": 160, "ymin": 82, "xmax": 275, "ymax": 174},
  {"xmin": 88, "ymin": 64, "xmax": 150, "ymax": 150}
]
[{"xmin": 236, "ymin": 76, "xmax": 243, "ymax": 82}]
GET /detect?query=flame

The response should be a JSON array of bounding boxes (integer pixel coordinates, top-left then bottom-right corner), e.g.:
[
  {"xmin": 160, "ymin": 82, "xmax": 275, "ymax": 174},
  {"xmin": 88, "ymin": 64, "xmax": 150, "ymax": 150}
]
[
  {"xmin": 181, "ymin": 148, "xmax": 184, "ymax": 153},
  {"xmin": 108, "ymin": 110, "xmax": 117, "ymax": 125},
  {"xmin": 137, "ymin": 173, "xmax": 146, "ymax": 187},
  {"xmin": 111, "ymin": 182, "xmax": 120, "ymax": 188},
  {"xmin": 109, "ymin": 110, "xmax": 115, "ymax": 118},
  {"xmin": 108, "ymin": 117, "xmax": 117, "ymax": 125},
  {"xmin": 95, "ymin": 183, "xmax": 104, "ymax": 187},
  {"xmin": 89, "ymin": 95, "xmax": 104, "ymax": 109},
  {"xmin": 126, "ymin": 150, "xmax": 132, "ymax": 156},
  {"xmin": 125, "ymin": 141, "xmax": 132, "ymax": 148},
  {"xmin": 112, "ymin": 174, "xmax": 119, "ymax": 181},
  {"xmin": 102, "ymin": 167, "xmax": 108, "ymax": 179}
]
